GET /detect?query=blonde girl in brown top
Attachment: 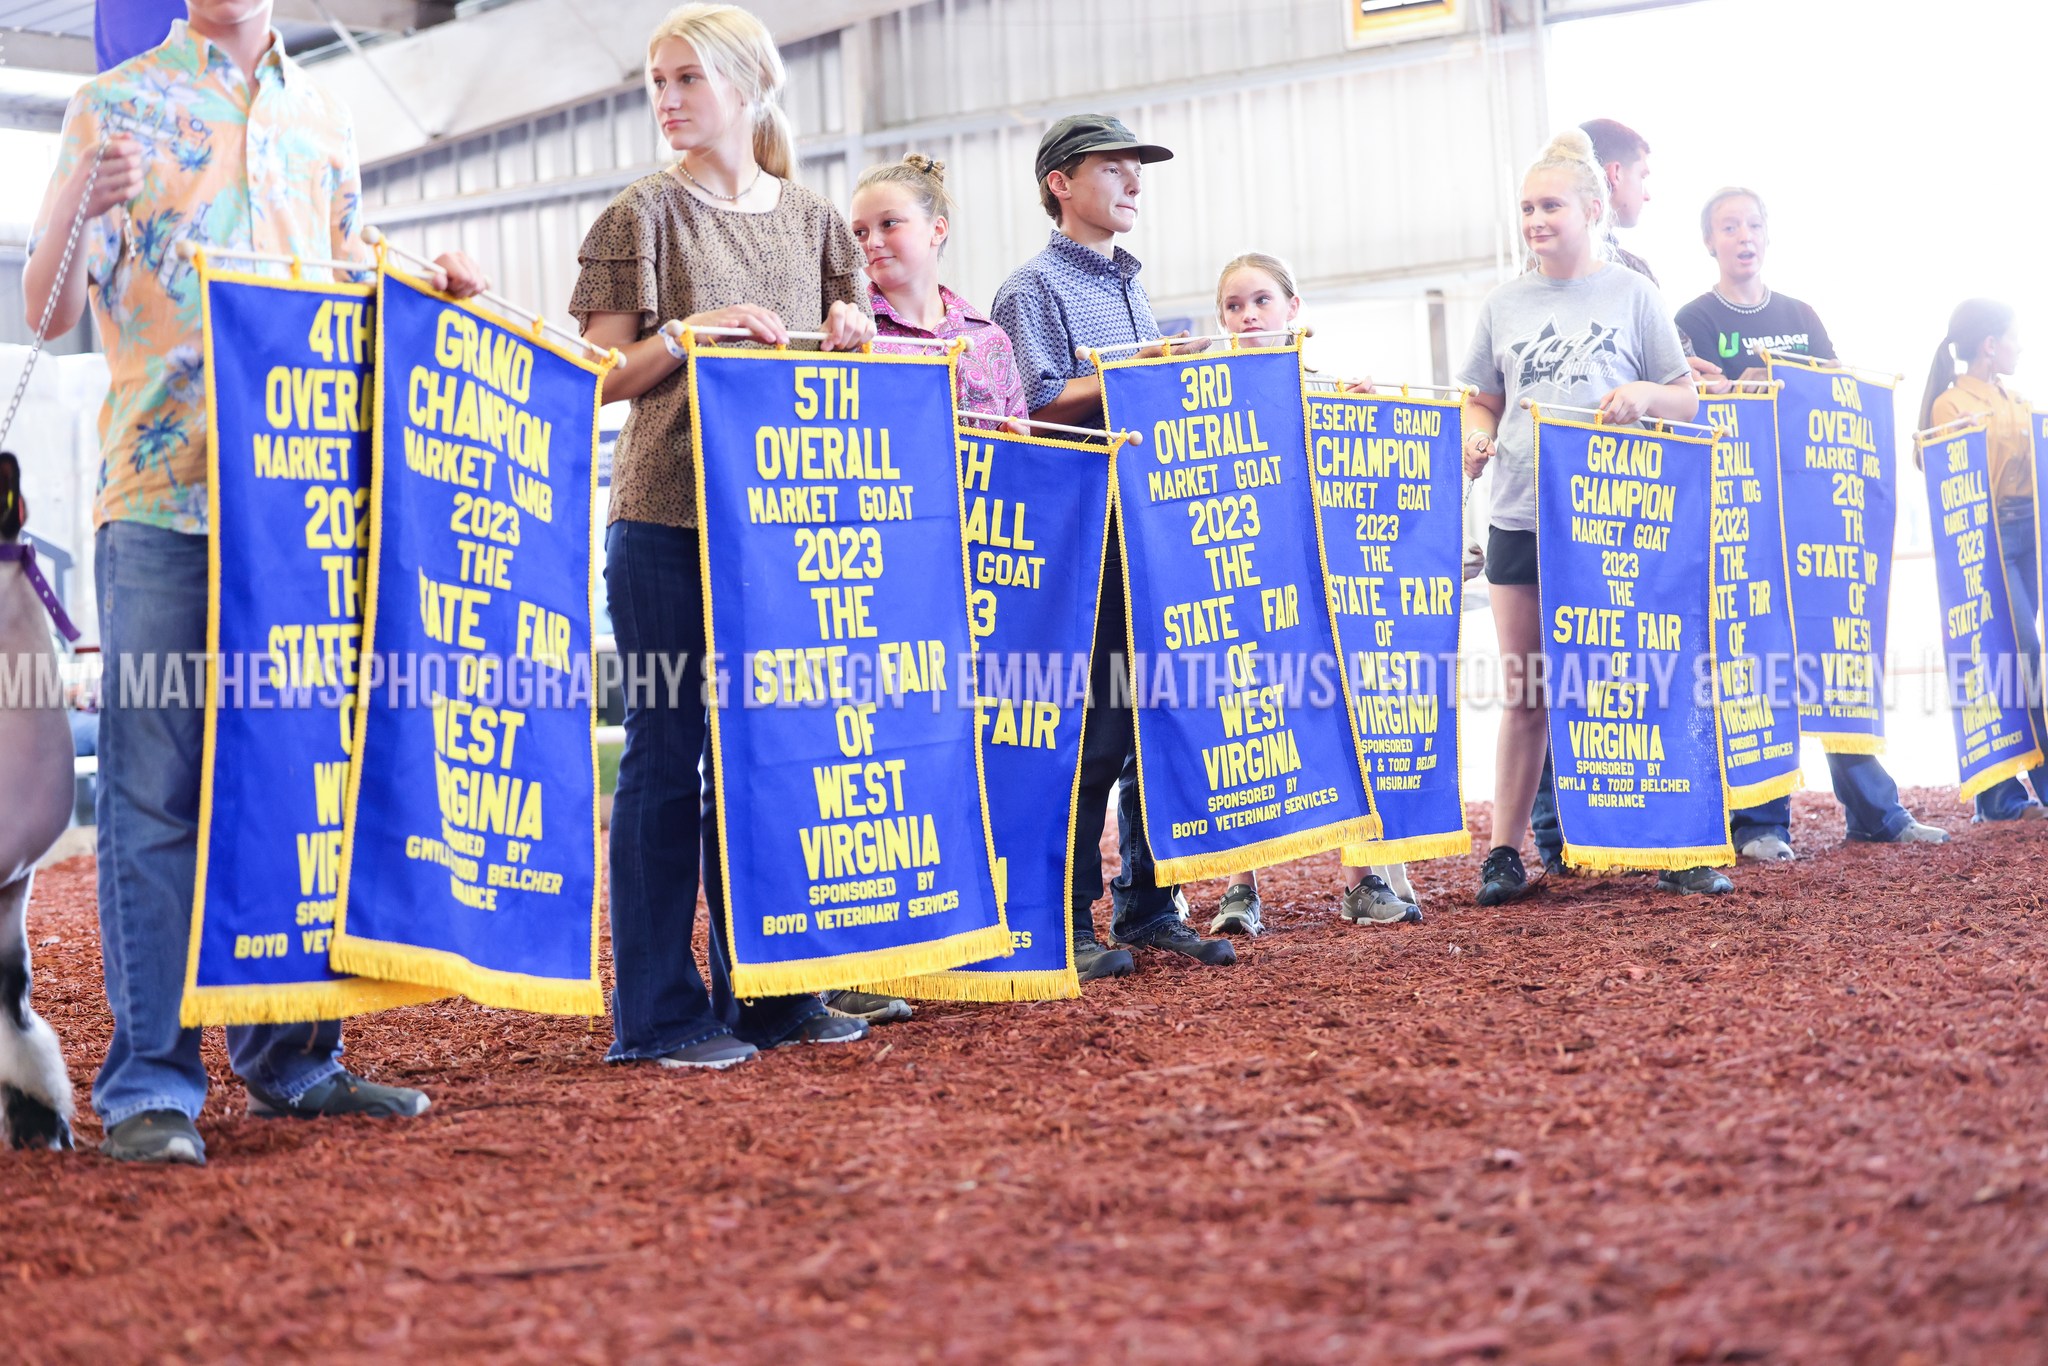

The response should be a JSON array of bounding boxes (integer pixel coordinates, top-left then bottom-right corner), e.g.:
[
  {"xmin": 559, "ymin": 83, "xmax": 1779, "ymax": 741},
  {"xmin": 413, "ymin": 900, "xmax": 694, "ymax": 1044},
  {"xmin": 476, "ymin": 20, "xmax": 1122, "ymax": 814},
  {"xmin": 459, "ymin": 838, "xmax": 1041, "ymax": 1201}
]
[{"xmin": 572, "ymin": 2, "xmax": 877, "ymax": 1069}]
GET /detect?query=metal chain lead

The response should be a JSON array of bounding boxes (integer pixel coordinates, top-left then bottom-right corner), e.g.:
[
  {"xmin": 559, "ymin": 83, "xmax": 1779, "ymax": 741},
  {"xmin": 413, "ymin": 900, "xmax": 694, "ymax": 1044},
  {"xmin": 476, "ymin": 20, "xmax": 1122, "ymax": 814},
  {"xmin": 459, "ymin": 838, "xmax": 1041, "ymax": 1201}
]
[{"xmin": 0, "ymin": 139, "xmax": 111, "ymax": 452}]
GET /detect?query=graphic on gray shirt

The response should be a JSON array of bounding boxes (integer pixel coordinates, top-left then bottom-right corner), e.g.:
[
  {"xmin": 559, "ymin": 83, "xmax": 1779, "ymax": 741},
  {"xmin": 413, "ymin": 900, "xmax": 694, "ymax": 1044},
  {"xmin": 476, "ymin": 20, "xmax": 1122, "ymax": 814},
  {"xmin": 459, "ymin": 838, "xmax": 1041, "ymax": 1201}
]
[{"xmin": 1459, "ymin": 265, "xmax": 1690, "ymax": 533}]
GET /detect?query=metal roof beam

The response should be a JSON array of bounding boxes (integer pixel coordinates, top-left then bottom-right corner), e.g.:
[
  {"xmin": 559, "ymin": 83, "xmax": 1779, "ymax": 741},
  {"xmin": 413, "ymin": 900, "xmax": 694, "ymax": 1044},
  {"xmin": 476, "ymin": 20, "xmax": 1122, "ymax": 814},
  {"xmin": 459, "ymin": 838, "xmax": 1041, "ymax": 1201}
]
[
  {"xmin": 315, "ymin": 0, "xmax": 925, "ymax": 166},
  {"xmin": 0, "ymin": 29, "xmax": 95, "ymax": 75},
  {"xmin": 275, "ymin": 0, "xmax": 459, "ymax": 32}
]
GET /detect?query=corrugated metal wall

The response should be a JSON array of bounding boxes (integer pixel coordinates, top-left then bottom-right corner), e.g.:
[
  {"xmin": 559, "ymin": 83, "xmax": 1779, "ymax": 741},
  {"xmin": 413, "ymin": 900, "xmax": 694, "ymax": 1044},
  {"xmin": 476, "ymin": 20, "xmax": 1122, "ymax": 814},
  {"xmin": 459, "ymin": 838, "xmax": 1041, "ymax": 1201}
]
[{"xmin": 352, "ymin": 0, "xmax": 1546, "ymax": 384}]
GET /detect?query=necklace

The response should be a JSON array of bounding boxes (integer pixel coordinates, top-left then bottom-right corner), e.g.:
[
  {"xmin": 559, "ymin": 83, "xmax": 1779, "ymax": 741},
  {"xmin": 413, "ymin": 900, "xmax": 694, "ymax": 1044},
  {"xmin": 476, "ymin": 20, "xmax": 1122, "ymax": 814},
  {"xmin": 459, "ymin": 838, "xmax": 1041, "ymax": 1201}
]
[
  {"xmin": 1713, "ymin": 286, "xmax": 1772, "ymax": 315},
  {"xmin": 673, "ymin": 157, "xmax": 763, "ymax": 203}
]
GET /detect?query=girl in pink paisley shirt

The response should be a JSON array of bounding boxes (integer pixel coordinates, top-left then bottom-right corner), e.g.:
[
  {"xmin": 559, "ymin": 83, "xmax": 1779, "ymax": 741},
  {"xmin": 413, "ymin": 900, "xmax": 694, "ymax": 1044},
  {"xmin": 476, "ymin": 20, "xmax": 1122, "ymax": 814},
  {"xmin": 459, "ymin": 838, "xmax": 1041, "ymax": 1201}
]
[{"xmin": 850, "ymin": 154, "xmax": 1029, "ymax": 426}]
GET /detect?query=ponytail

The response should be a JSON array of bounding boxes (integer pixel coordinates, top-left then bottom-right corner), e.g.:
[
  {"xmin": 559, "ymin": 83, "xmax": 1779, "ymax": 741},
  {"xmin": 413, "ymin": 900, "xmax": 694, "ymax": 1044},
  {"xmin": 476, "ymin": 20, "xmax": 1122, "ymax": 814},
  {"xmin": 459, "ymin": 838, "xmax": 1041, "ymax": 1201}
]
[
  {"xmin": 1919, "ymin": 339, "xmax": 1959, "ymax": 434},
  {"xmin": 754, "ymin": 99, "xmax": 794, "ymax": 180},
  {"xmin": 1920, "ymin": 298, "xmax": 2016, "ymax": 429}
]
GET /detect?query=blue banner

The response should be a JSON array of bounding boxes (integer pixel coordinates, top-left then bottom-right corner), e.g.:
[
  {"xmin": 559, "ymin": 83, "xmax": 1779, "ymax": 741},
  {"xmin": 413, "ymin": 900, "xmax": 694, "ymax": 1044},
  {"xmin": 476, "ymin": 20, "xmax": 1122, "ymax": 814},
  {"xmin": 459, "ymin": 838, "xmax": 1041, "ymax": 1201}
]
[
  {"xmin": 1702, "ymin": 389, "xmax": 1803, "ymax": 807},
  {"xmin": 186, "ymin": 269, "xmax": 441, "ymax": 1025},
  {"xmin": 330, "ymin": 267, "xmax": 608, "ymax": 1015},
  {"xmin": 689, "ymin": 345, "xmax": 1009, "ymax": 997},
  {"xmin": 1770, "ymin": 357, "xmax": 1897, "ymax": 753},
  {"xmin": 1533, "ymin": 410, "xmax": 1731, "ymax": 869},
  {"xmin": 1917, "ymin": 421, "xmax": 2043, "ymax": 800},
  {"xmin": 1306, "ymin": 388, "xmax": 1469, "ymax": 865},
  {"xmin": 1096, "ymin": 345, "xmax": 1380, "ymax": 881},
  {"xmin": 885, "ymin": 427, "xmax": 1112, "ymax": 1002}
]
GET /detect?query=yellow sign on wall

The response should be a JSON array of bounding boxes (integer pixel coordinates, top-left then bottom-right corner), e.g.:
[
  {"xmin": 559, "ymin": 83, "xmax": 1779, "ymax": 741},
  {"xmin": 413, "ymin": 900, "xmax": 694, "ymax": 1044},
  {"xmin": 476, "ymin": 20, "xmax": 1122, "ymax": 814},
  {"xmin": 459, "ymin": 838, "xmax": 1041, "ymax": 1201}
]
[{"xmin": 1347, "ymin": 0, "xmax": 1465, "ymax": 47}]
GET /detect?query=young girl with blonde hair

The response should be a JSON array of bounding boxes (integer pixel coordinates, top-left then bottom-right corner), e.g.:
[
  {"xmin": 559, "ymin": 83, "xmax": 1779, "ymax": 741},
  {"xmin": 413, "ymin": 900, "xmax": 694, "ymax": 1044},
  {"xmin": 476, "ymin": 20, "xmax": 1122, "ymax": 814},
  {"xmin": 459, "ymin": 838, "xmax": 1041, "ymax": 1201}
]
[
  {"xmin": 1460, "ymin": 130, "xmax": 1715, "ymax": 906},
  {"xmin": 573, "ymin": 3, "xmax": 877, "ymax": 1069},
  {"xmin": 1205, "ymin": 252, "xmax": 1426, "ymax": 934}
]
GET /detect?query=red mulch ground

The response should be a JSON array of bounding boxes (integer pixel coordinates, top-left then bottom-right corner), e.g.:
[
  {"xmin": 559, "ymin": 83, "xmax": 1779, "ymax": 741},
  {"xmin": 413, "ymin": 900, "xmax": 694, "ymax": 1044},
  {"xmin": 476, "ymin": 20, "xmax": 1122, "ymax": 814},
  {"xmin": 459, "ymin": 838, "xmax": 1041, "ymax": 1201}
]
[{"xmin": 4, "ymin": 788, "xmax": 2047, "ymax": 1363}]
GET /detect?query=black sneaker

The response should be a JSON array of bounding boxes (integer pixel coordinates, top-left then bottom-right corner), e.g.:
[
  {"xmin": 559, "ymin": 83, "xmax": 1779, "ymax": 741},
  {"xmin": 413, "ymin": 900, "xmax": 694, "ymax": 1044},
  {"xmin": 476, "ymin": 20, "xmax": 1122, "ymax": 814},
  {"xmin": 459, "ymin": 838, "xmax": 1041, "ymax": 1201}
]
[
  {"xmin": 1075, "ymin": 931, "xmax": 1136, "ymax": 982},
  {"xmin": 248, "ymin": 1070, "xmax": 430, "ymax": 1119},
  {"xmin": 822, "ymin": 989, "xmax": 914, "ymax": 1024},
  {"xmin": 1208, "ymin": 884, "xmax": 1263, "ymax": 936},
  {"xmin": 98, "ymin": 1109, "xmax": 205, "ymax": 1166},
  {"xmin": 1475, "ymin": 845, "xmax": 1533, "ymax": 907},
  {"xmin": 1116, "ymin": 918, "xmax": 1236, "ymax": 966},
  {"xmin": 1656, "ymin": 865, "xmax": 1733, "ymax": 895}
]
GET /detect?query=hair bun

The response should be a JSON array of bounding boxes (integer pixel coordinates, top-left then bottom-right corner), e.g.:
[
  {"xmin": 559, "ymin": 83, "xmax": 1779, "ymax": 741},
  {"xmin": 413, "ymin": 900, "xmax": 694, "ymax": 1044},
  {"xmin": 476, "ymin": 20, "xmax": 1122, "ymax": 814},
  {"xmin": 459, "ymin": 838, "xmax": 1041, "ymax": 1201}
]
[
  {"xmin": 904, "ymin": 152, "xmax": 946, "ymax": 182},
  {"xmin": 1542, "ymin": 128, "xmax": 1597, "ymax": 165}
]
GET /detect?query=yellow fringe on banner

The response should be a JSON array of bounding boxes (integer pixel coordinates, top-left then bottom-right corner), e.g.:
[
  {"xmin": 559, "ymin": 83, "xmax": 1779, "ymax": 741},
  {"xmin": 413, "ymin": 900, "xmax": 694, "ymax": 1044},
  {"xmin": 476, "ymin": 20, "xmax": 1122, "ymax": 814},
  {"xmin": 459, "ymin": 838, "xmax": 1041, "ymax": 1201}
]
[
  {"xmin": 1563, "ymin": 842, "xmax": 1735, "ymax": 873},
  {"xmin": 1153, "ymin": 813, "xmax": 1383, "ymax": 886},
  {"xmin": 1338, "ymin": 829, "xmax": 1473, "ymax": 866},
  {"xmin": 1957, "ymin": 747, "xmax": 2046, "ymax": 805},
  {"xmin": 1814, "ymin": 732, "xmax": 1886, "ymax": 756},
  {"xmin": 729, "ymin": 922, "xmax": 1015, "ymax": 1000},
  {"xmin": 1725, "ymin": 767, "xmax": 1804, "ymax": 810},
  {"xmin": 180, "ymin": 979, "xmax": 446, "ymax": 1029},
  {"xmin": 863, "ymin": 967, "xmax": 1081, "ymax": 1004},
  {"xmin": 328, "ymin": 936, "xmax": 605, "ymax": 1017}
]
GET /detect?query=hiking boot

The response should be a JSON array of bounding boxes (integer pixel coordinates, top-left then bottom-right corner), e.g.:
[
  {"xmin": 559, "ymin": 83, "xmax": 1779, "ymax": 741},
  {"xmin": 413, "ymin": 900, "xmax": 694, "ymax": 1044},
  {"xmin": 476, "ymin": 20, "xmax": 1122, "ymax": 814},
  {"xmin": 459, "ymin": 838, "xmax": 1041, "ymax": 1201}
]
[
  {"xmin": 99, "ymin": 1109, "xmax": 205, "ymax": 1166},
  {"xmin": 1116, "ymin": 918, "xmax": 1236, "ymax": 966},
  {"xmin": 1540, "ymin": 850, "xmax": 1573, "ymax": 878},
  {"xmin": 1895, "ymin": 820, "xmax": 1949, "ymax": 844},
  {"xmin": 1738, "ymin": 833, "xmax": 1795, "ymax": 862},
  {"xmin": 823, "ymin": 989, "xmax": 914, "ymax": 1024},
  {"xmin": 248, "ymin": 1070, "xmax": 430, "ymax": 1119},
  {"xmin": 1209, "ymin": 884, "xmax": 1263, "ymax": 936},
  {"xmin": 1475, "ymin": 846, "xmax": 1532, "ymax": 907},
  {"xmin": 653, "ymin": 1035, "xmax": 758, "ymax": 1070},
  {"xmin": 768, "ymin": 1012, "xmax": 870, "ymax": 1048},
  {"xmin": 1341, "ymin": 875, "xmax": 1422, "ymax": 925},
  {"xmin": 1656, "ymin": 865, "xmax": 1734, "ymax": 895},
  {"xmin": 1074, "ymin": 931, "xmax": 1136, "ymax": 982}
]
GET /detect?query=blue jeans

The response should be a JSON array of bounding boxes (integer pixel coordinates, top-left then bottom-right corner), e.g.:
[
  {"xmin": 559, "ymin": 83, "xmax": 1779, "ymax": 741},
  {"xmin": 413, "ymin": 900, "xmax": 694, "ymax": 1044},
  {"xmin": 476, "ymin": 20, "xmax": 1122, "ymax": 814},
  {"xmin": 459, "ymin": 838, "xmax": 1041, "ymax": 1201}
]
[
  {"xmin": 603, "ymin": 520, "xmax": 822, "ymax": 1058},
  {"xmin": 1731, "ymin": 752, "xmax": 1911, "ymax": 846},
  {"xmin": 1975, "ymin": 508, "xmax": 2048, "ymax": 820},
  {"xmin": 92, "ymin": 523, "xmax": 343, "ymax": 1127},
  {"xmin": 1070, "ymin": 525, "xmax": 1181, "ymax": 942},
  {"xmin": 1531, "ymin": 751, "xmax": 1563, "ymax": 865}
]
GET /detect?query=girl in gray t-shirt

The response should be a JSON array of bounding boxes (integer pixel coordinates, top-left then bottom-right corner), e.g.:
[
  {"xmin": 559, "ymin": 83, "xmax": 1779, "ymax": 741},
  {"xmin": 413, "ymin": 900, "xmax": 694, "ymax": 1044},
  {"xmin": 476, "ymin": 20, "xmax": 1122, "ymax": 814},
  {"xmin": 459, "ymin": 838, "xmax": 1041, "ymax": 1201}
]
[{"xmin": 1457, "ymin": 129, "xmax": 1699, "ymax": 908}]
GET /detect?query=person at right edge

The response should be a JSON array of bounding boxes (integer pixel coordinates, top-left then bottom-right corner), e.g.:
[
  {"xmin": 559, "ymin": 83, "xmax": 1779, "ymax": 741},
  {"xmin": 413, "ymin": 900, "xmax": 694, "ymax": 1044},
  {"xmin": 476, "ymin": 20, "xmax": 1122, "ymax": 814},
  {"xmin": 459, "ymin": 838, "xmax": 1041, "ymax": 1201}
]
[
  {"xmin": 1923, "ymin": 299, "xmax": 2048, "ymax": 822},
  {"xmin": 991, "ymin": 115, "xmax": 1235, "ymax": 981},
  {"xmin": 1674, "ymin": 185, "xmax": 1949, "ymax": 858}
]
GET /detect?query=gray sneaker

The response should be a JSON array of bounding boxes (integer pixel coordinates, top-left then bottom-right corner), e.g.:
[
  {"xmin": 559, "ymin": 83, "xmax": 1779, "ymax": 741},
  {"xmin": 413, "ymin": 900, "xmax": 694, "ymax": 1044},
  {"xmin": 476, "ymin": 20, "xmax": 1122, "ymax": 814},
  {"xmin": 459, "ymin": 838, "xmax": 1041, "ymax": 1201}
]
[
  {"xmin": 655, "ymin": 1035, "xmax": 759, "ymax": 1070},
  {"xmin": 1209, "ymin": 884, "xmax": 1264, "ymax": 936},
  {"xmin": 1896, "ymin": 820, "xmax": 1949, "ymax": 844},
  {"xmin": 248, "ymin": 1070, "xmax": 430, "ymax": 1119},
  {"xmin": 99, "ymin": 1109, "xmax": 206, "ymax": 1166},
  {"xmin": 1738, "ymin": 834, "xmax": 1795, "ymax": 862},
  {"xmin": 823, "ymin": 989, "xmax": 914, "ymax": 1024},
  {"xmin": 1656, "ymin": 865, "xmax": 1734, "ymax": 895},
  {"xmin": 768, "ymin": 1012, "xmax": 870, "ymax": 1048},
  {"xmin": 1342, "ymin": 875, "xmax": 1422, "ymax": 924}
]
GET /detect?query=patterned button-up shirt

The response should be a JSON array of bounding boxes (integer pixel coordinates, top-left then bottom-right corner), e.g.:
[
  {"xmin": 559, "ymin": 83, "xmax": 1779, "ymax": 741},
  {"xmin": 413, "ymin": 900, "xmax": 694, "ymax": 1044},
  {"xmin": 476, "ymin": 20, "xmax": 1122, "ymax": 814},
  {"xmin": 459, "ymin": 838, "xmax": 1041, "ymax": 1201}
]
[
  {"xmin": 990, "ymin": 231, "xmax": 1159, "ymax": 418},
  {"xmin": 871, "ymin": 283, "xmax": 1028, "ymax": 428},
  {"xmin": 31, "ymin": 20, "xmax": 364, "ymax": 534}
]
